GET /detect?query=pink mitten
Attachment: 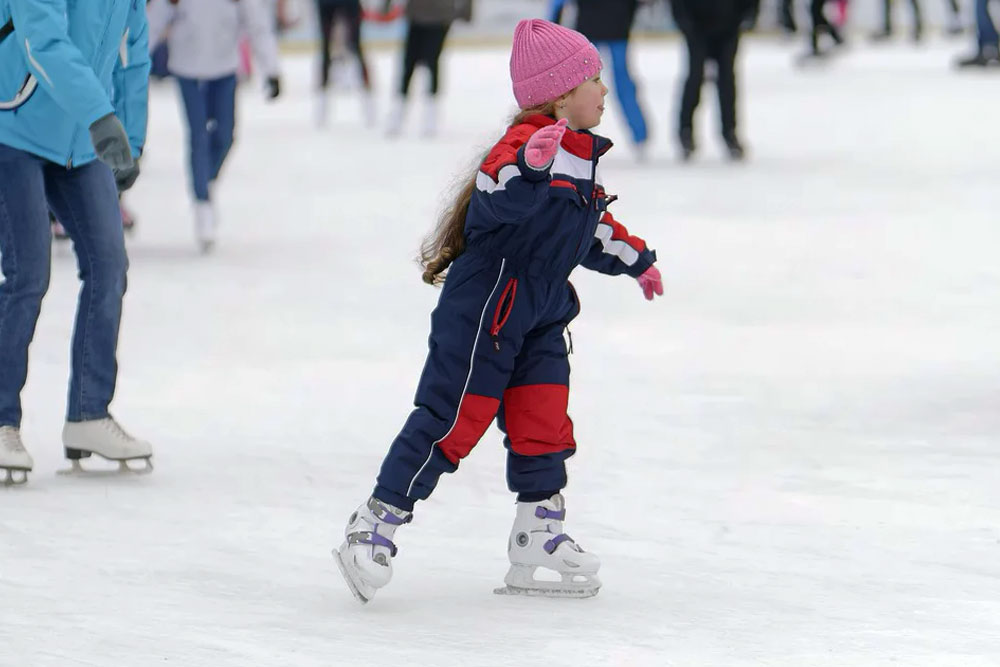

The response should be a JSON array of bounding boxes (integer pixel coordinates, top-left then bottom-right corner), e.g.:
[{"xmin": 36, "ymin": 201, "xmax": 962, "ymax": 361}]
[
  {"xmin": 637, "ymin": 265, "xmax": 663, "ymax": 301},
  {"xmin": 524, "ymin": 118, "xmax": 569, "ymax": 169}
]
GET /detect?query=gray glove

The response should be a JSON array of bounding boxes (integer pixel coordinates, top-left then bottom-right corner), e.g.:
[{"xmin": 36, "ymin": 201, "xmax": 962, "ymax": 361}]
[
  {"xmin": 114, "ymin": 160, "xmax": 140, "ymax": 192},
  {"xmin": 89, "ymin": 113, "xmax": 134, "ymax": 171}
]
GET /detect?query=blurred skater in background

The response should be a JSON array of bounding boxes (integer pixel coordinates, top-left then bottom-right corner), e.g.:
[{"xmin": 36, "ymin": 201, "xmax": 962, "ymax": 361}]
[
  {"xmin": 385, "ymin": 0, "xmax": 473, "ymax": 138},
  {"xmin": 147, "ymin": 0, "xmax": 282, "ymax": 253},
  {"xmin": 550, "ymin": 0, "xmax": 651, "ymax": 159},
  {"xmin": 671, "ymin": 0, "xmax": 758, "ymax": 160}
]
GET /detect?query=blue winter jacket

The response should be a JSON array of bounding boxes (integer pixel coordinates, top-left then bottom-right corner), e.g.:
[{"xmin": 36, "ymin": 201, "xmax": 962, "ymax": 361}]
[{"xmin": 0, "ymin": 0, "xmax": 149, "ymax": 167}]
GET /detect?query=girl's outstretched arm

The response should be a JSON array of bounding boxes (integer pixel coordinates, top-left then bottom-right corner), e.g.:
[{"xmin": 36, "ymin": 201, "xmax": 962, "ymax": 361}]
[{"xmin": 580, "ymin": 210, "xmax": 657, "ymax": 277}]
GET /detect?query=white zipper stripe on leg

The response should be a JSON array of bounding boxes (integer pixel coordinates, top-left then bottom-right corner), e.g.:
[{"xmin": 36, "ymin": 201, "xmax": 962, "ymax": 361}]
[{"xmin": 406, "ymin": 258, "xmax": 507, "ymax": 498}]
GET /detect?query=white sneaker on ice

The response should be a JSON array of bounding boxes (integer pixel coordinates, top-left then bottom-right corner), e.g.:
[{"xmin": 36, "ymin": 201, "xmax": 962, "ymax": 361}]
[
  {"xmin": 333, "ymin": 496, "xmax": 412, "ymax": 603},
  {"xmin": 60, "ymin": 418, "xmax": 153, "ymax": 475},
  {"xmin": 0, "ymin": 426, "xmax": 33, "ymax": 486},
  {"xmin": 194, "ymin": 201, "xmax": 216, "ymax": 254},
  {"xmin": 494, "ymin": 493, "xmax": 601, "ymax": 598}
]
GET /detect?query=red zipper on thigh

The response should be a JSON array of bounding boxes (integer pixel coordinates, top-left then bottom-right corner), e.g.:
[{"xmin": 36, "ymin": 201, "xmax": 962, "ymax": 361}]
[{"xmin": 489, "ymin": 278, "xmax": 518, "ymax": 351}]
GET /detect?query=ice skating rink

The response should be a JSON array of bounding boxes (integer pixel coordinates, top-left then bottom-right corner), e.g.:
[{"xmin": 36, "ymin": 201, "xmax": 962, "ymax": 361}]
[{"xmin": 3, "ymin": 36, "xmax": 999, "ymax": 666}]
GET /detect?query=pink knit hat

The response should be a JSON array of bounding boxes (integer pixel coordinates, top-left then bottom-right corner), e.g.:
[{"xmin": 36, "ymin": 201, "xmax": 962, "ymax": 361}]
[{"xmin": 509, "ymin": 19, "xmax": 602, "ymax": 109}]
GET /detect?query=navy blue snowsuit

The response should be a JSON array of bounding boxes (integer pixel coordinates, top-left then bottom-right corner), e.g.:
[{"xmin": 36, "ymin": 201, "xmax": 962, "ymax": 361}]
[{"xmin": 373, "ymin": 115, "xmax": 657, "ymax": 511}]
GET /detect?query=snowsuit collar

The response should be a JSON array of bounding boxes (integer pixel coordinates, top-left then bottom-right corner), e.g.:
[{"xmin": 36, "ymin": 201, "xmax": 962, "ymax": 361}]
[{"xmin": 517, "ymin": 114, "xmax": 614, "ymax": 161}]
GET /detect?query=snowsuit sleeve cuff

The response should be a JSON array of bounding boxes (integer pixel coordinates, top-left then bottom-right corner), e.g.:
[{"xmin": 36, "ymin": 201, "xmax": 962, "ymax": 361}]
[
  {"xmin": 626, "ymin": 248, "xmax": 657, "ymax": 278},
  {"xmin": 516, "ymin": 145, "xmax": 552, "ymax": 183}
]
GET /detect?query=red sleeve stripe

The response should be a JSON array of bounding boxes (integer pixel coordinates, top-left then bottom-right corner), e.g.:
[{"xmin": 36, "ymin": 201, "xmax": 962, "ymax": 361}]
[{"xmin": 594, "ymin": 213, "xmax": 647, "ymax": 266}]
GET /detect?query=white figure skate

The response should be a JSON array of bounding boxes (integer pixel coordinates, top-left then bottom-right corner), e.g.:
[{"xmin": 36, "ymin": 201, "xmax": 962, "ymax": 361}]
[
  {"xmin": 494, "ymin": 494, "xmax": 601, "ymax": 598},
  {"xmin": 58, "ymin": 418, "xmax": 153, "ymax": 476},
  {"xmin": 333, "ymin": 496, "xmax": 412, "ymax": 604},
  {"xmin": 194, "ymin": 201, "xmax": 216, "ymax": 254},
  {"xmin": 0, "ymin": 426, "xmax": 33, "ymax": 486}
]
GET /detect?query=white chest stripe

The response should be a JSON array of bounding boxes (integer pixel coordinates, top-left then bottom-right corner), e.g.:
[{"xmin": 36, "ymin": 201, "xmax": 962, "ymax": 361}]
[
  {"xmin": 551, "ymin": 148, "xmax": 592, "ymax": 181},
  {"xmin": 476, "ymin": 164, "xmax": 520, "ymax": 194}
]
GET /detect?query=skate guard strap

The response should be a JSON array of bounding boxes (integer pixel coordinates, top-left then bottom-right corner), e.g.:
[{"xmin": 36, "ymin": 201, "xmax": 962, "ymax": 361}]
[
  {"xmin": 543, "ymin": 533, "xmax": 573, "ymax": 554},
  {"xmin": 535, "ymin": 507, "xmax": 565, "ymax": 521},
  {"xmin": 348, "ymin": 530, "xmax": 398, "ymax": 557}
]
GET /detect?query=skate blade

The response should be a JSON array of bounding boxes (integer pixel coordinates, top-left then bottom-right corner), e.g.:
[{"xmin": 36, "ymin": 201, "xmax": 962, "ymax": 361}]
[
  {"xmin": 57, "ymin": 457, "xmax": 153, "ymax": 477},
  {"xmin": 493, "ymin": 584, "xmax": 600, "ymax": 599},
  {"xmin": 332, "ymin": 548, "xmax": 372, "ymax": 604},
  {"xmin": 2, "ymin": 468, "xmax": 31, "ymax": 486}
]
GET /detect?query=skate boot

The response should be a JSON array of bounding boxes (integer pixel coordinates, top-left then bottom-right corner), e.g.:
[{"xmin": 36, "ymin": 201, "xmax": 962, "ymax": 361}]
[
  {"xmin": 333, "ymin": 496, "xmax": 412, "ymax": 603},
  {"xmin": 956, "ymin": 46, "xmax": 1000, "ymax": 68},
  {"xmin": 724, "ymin": 134, "xmax": 747, "ymax": 161},
  {"xmin": 59, "ymin": 417, "xmax": 153, "ymax": 475},
  {"xmin": 194, "ymin": 201, "xmax": 216, "ymax": 254},
  {"xmin": 0, "ymin": 426, "xmax": 33, "ymax": 486},
  {"xmin": 679, "ymin": 128, "xmax": 695, "ymax": 162},
  {"xmin": 494, "ymin": 494, "xmax": 601, "ymax": 598}
]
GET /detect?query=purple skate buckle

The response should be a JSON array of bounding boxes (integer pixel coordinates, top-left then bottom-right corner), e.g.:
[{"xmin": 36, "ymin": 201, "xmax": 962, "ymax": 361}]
[
  {"xmin": 369, "ymin": 499, "xmax": 413, "ymax": 525},
  {"xmin": 349, "ymin": 530, "xmax": 398, "ymax": 557},
  {"xmin": 534, "ymin": 506, "xmax": 565, "ymax": 521},
  {"xmin": 543, "ymin": 533, "xmax": 573, "ymax": 554}
]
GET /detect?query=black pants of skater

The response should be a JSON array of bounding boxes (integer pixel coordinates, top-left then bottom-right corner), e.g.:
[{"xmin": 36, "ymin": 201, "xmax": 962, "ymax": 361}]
[
  {"xmin": 780, "ymin": 0, "xmax": 797, "ymax": 31},
  {"xmin": 318, "ymin": 2, "xmax": 370, "ymax": 90},
  {"xmin": 879, "ymin": 0, "xmax": 923, "ymax": 35},
  {"xmin": 679, "ymin": 28, "xmax": 740, "ymax": 141},
  {"xmin": 400, "ymin": 23, "xmax": 450, "ymax": 96},
  {"xmin": 810, "ymin": 0, "xmax": 844, "ymax": 54}
]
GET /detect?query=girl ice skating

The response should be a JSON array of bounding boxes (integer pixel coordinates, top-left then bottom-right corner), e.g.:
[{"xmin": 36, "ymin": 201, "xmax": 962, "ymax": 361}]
[{"xmin": 335, "ymin": 18, "xmax": 664, "ymax": 602}]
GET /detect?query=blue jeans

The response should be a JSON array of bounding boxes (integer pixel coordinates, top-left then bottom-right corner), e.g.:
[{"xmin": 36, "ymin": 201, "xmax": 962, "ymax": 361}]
[
  {"xmin": 977, "ymin": 0, "xmax": 999, "ymax": 49},
  {"xmin": 177, "ymin": 75, "xmax": 237, "ymax": 202},
  {"xmin": 0, "ymin": 144, "xmax": 128, "ymax": 427},
  {"xmin": 597, "ymin": 40, "xmax": 649, "ymax": 145}
]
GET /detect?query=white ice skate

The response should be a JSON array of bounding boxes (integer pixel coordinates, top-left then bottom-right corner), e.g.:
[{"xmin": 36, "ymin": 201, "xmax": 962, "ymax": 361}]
[
  {"xmin": 493, "ymin": 494, "xmax": 601, "ymax": 598},
  {"xmin": 194, "ymin": 201, "xmax": 216, "ymax": 254},
  {"xmin": 58, "ymin": 418, "xmax": 153, "ymax": 476},
  {"xmin": 0, "ymin": 426, "xmax": 33, "ymax": 486},
  {"xmin": 333, "ymin": 496, "xmax": 412, "ymax": 603}
]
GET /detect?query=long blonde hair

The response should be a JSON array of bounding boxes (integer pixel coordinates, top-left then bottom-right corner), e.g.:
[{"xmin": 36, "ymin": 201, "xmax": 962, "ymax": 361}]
[{"xmin": 420, "ymin": 100, "xmax": 559, "ymax": 285}]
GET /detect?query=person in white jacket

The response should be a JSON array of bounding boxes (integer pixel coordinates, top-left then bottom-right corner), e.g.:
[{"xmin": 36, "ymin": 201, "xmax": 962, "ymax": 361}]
[{"xmin": 146, "ymin": 0, "xmax": 282, "ymax": 253}]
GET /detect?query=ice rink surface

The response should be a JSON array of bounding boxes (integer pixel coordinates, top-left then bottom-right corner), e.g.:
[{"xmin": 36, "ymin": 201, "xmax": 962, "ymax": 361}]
[{"xmin": 2, "ymin": 35, "xmax": 999, "ymax": 666}]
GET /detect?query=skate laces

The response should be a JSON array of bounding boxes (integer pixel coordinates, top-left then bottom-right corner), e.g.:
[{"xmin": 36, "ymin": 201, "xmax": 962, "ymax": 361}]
[
  {"xmin": 0, "ymin": 427, "xmax": 26, "ymax": 453},
  {"xmin": 102, "ymin": 418, "xmax": 135, "ymax": 443}
]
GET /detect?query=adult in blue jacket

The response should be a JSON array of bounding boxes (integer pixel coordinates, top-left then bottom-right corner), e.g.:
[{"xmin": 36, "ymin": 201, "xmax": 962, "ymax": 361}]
[{"xmin": 0, "ymin": 0, "xmax": 154, "ymax": 484}]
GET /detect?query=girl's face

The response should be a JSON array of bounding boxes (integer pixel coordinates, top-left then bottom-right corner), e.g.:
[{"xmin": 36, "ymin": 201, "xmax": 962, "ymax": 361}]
[{"xmin": 556, "ymin": 73, "xmax": 609, "ymax": 131}]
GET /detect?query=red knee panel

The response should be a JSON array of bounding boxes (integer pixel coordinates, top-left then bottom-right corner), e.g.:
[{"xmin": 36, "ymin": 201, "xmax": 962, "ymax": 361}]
[
  {"xmin": 437, "ymin": 394, "xmax": 501, "ymax": 464},
  {"xmin": 502, "ymin": 384, "xmax": 576, "ymax": 456}
]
